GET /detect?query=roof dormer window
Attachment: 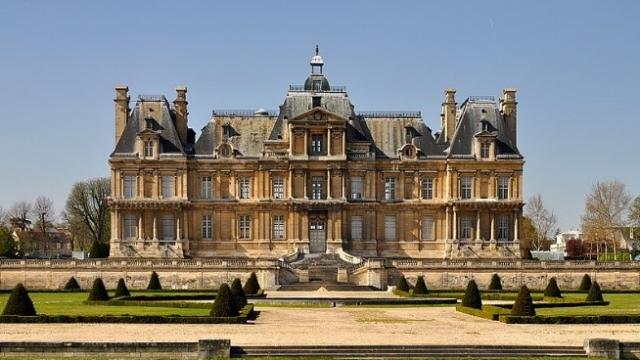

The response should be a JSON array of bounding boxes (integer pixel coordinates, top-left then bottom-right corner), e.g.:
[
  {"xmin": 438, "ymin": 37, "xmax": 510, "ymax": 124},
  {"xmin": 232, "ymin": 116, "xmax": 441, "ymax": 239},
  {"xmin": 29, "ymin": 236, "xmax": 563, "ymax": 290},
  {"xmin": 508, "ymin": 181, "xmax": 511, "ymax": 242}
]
[
  {"xmin": 480, "ymin": 142, "xmax": 490, "ymax": 159},
  {"xmin": 312, "ymin": 96, "xmax": 321, "ymax": 108}
]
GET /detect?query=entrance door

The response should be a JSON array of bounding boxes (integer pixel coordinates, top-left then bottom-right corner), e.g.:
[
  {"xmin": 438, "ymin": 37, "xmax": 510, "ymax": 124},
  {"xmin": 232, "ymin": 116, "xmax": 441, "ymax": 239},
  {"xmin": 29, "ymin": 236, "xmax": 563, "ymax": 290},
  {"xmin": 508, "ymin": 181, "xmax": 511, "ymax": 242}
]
[{"xmin": 309, "ymin": 215, "xmax": 326, "ymax": 253}]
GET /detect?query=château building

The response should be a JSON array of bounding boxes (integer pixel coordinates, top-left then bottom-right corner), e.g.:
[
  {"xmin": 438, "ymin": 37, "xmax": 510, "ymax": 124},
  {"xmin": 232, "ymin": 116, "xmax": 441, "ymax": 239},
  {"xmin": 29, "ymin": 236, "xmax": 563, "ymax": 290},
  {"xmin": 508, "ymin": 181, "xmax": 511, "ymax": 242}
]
[{"xmin": 109, "ymin": 48, "xmax": 523, "ymax": 259}]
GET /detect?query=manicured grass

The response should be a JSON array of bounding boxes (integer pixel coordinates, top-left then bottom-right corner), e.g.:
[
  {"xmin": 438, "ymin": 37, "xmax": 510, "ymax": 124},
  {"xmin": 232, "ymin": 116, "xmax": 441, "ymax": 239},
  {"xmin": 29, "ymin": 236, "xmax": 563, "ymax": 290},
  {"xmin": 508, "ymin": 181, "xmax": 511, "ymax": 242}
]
[
  {"xmin": 0, "ymin": 291, "xmax": 213, "ymax": 316},
  {"xmin": 0, "ymin": 357, "xmax": 594, "ymax": 360},
  {"xmin": 536, "ymin": 293, "xmax": 640, "ymax": 316}
]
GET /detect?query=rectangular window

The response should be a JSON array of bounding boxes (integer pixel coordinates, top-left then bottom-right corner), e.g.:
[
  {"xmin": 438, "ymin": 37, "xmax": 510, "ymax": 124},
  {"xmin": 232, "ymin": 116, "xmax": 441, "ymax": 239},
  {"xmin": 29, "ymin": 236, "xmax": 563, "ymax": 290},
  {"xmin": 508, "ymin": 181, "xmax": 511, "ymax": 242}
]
[
  {"xmin": 201, "ymin": 176, "xmax": 212, "ymax": 199},
  {"xmin": 460, "ymin": 216, "xmax": 473, "ymax": 241},
  {"xmin": 201, "ymin": 215, "xmax": 212, "ymax": 239},
  {"xmin": 384, "ymin": 177, "xmax": 396, "ymax": 200},
  {"xmin": 497, "ymin": 176, "xmax": 510, "ymax": 200},
  {"xmin": 144, "ymin": 141, "xmax": 153, "ymax": 158},
  {"xmin": 312, "ymin": 96, "xmax": 321, "ymax": 108},
  {"xmin": 384, "ymin": 216, "xmax": 396, "ymax": 241},
  {"xmin": 161, "ymin": 214, "xmax": 175, "ymax": 241},
  {"xmin": 460, "ymin": 176, "xmax": 472, "ymax": 200},
  {"xmin": 272, "ymin": 215, "xmax": 285, "ymax": 240},
  {"xmin": 161, "ymin": 176, "xmax": 174, "ymax": 198},
  {"xmin": 422, "ymin": 177, "xmax": 433, "ymax": 199},
  {"xmin": 311, "ymin": 134, "xmax": 323, "ymax": 154},
  {"xmin": 239, "ymin": 215, "xmax": 251, "ymax": 240},
  {"xmin": 351, "ymin": 216, "xmax": 363, "ymax": 241},
  {"xmin": 422, "ymin": 216, "xmax": 434, "ymax": 241},
  {"xmin": 123, "ymin": 214, "xmax": 137, "ymax": 239},
  {"xmin": 311, "ymin": 176, "xmax": 324, "ymax": 200},
  {"xmin": 123, "ymin": 175, "xmax": 136, "ymax": 199},
  {"xmin": 480, "ymin": 142, "xmax": 490, "ymax": 159},
  {"xmin": 498, "ymin": 215, "xmax": 510, "ymax": 241},
  {"xmin": 350, "ymin": 176, "xmax": 363, "ymax": 200},
  {"xmin": 272, "ymin": 177, "xmax": 285, "ymax": 200},
  {"xmin": 239, "ymin": 177, "xmax": 251, "ymax": 199}
]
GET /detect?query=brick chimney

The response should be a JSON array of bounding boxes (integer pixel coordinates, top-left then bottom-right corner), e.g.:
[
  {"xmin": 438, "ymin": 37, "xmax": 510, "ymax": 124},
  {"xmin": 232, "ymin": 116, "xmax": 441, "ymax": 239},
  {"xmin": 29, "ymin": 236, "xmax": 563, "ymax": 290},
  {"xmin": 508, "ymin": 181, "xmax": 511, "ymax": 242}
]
[
  {"xmin": 500, "ymin": 88, "xmax": 517, "ymax": 147},
  {"xmin": 173, "ymin": 86, "xmax": 188, "ymax": 144},
  {"xmin": 441, "ymin": 88, "xmax": 457, "ymax": 143},
  {"xmin": 114, "ymin": 86, "xmax": 130, "ymax": 144}
]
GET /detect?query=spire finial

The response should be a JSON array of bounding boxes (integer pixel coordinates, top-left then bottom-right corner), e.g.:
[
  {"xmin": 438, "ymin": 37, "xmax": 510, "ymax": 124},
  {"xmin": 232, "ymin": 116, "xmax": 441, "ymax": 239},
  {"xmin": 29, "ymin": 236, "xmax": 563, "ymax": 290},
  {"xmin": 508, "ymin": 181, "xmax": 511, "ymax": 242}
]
[{"xmin": 316, "ymin": 45, "xmax": 319, "ymax": 56}]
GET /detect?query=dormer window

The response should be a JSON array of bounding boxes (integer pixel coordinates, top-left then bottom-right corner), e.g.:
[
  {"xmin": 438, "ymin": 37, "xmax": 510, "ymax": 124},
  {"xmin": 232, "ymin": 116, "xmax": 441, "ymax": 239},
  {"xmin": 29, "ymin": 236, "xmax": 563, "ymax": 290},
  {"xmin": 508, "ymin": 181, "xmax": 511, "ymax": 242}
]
[
  {"xmin": 144, "ymin": 141, "xmax": 154, "ymax": 158},
  {"xmin": 480, "ymin": 142, "xmax": 490, "ymax": 159},
  {"xmin": 313, "ymin": 80, "xmax": 322, "ymax": 91},
  {"xmin": 312, "ymin": 96, "xmax": 321, "ymax": 108},
  {"xmin": 311, "ymin": 134, "xmax": 323, "ymax": 154},
  {"xmin": 145, "ymin": 118, "xmax": 154, "ymax": 130},
  {"xmin": 223, "ymin": 124, "xmax": 232, "ymax": 140}
]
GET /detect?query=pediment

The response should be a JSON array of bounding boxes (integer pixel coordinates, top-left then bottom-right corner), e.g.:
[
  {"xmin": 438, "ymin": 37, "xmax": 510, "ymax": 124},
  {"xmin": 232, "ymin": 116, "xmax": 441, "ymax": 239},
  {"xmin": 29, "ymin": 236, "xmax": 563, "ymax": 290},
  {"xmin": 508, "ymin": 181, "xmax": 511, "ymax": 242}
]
[{"xmin": 289, "ymin": 107, "xmax": 348, "ymax": 123}]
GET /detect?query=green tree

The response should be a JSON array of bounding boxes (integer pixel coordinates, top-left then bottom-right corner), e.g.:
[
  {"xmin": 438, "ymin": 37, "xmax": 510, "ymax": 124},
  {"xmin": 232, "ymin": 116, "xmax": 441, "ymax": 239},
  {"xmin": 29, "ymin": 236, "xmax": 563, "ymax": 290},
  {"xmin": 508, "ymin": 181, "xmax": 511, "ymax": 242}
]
[
  {"xmin": 413, "ymin": 276, "xmax": 428, "ymax": 295},
  {"xmin": 63, "ymin": 277, "xmax": 81, "ymax": 291},
  {"xmin": 114, "ymin": 278, "xmax": 130, "ymax": 297},
  {"xmin": 488, "ymin": 274, "xmax": 502, "ymax": 291},
  {"xmin": 243, "ymin": 272, "xmax": 261, "ymax": 295},
  {"xmin": 2, "ymin": 283, "xmax": 36, "ymax": 316},
  {"xmin": 461, "ymin": 280, "xmax": 482, "ymax": 309},
  {"xmin": 511, "ymin": 285, "xmax": 536, "ymax": 316},
  {"xmin": 211, "ymin": 283, "xmax": 239, "ymax": 317},
  {"xmin": 578, "ymin": 274, "xmax": 592, "ymax": 292},
  {"xmin": 395, "ymin": 275, "xmax": 410, "ymax": 292},
  {"xmin": 586, "ymin": 281, "xmax": 604, "ymax": 302},
  {"xmin": 543, "ymin": 277, "xmax": 562, "ymax": 298},
  {"xmin": 0, "ymin": 226, "xmax": 19, "ymax": 258},
  {"xmin": 147, "ymin": 271, "xmax": 162, "ymax": 290},
  {"xmin": 230, "ymin": 278, "xmax": 248, "ymax": 309},
  {"xmin": 87, "ymin": 278, "xmax": 110, "ymax": 301}
]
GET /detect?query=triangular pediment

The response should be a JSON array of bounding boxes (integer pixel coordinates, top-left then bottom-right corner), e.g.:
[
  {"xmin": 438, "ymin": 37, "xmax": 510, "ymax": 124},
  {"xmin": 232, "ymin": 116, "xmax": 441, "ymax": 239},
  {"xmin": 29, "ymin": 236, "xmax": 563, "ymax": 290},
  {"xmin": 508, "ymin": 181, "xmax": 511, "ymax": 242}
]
[{"xmin": 289, "ymin": 107, "xmax": 349, "ymax": 123}]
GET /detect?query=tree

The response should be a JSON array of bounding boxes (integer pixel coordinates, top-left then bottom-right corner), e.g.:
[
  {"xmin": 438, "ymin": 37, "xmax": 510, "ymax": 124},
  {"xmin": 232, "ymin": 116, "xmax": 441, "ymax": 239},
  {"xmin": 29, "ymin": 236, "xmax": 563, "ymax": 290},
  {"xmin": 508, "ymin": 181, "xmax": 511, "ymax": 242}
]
[
  {"xmin": 525, "ymin": 194, "xmax": 558, "ymax": 251},
  {"xmin": 629, "ymin": 196, "xmax": 640, "ymax": 239},
  {"xmin": 0, "ymin": 206, "xmax": 8, "ymax": 227},
  {"xmin": 64, "ymin": 178, "xmax": 110, "ymax": 251},
  {"xmin": 511, "ymin": 285, "xmax": 536, "ymax": 316},
  {"xmin": 461, "ymin": 280, "xmax": 482, "ymax": 309},
  {"xmin": 395, "ymin": 275, "xmax": 410, "ymax": 293},
  {"xmin": 413, "ymin": 276, "xmax": 428, "ymax": 295},
  {"xmin": 2, "ymin": 283, "xmax": 36, "ymax": 316},
  {"xmin": 578, "ymin": 274, "xmax": 592, "ymax": 292},
  {"xmin": 488, "ymin": 273, "xmax": 502, "ymax": 291},
  {"xmin": 114, "ymin": 278, "xmax": 130, "ymax": 297},
  {"xmin": 565, "ymin": 239, "xmax": 586, "ymax": 258},
  {"xmin": 89, "ymin": 240, "xmax": 110, "ymax": 258},
  {"xmin": 147, "ymin": 271, "xmax": 162, "ymax": 290},
  {"xmin": 87, "ymin": 278, "xmax": 110, "ymax": 301},
  {"xmin": 243, "ymin": 272, "xmax": 261, "ymax": 295},
  {"xmin": 230, "ymin": 278, "xmax": 248, "ymax": 310},
  {"xmin": 543, "ymin": 277, "xmax": 562, "ymax": 298},
  {"xmin": 0, "ymin": 226, "xmax": 19, "ymax": 258},
  {"xmin": 63, "ymin": 277, "xmax": 81, "ymax": 291},
  {"xmin": 211, "ymin": 283, "xmax": 239, "ymax": 317},
  {"xmin": 582, "ymin": 180, "xmax": 632, "ymax": 260},
  {"xmin": 519, "ymin": 216, "xmax": 538, "ymax": 256},
  {"xmin": 9, "ymin": 201, "xmax": 32, "ymax": 231},
  {"xmin": 586, "ymin": 281, "xmax": 604, "ymax": 302},
  {"xmin": 32, "ymin": 196, "xmax": 55, "ymax": 255}
]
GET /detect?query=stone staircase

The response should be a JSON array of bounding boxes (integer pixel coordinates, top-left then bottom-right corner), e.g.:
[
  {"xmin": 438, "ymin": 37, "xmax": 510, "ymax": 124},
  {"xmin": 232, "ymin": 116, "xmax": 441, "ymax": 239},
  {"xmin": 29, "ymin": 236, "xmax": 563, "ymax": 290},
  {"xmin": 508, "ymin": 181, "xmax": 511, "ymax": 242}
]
[
  {"xmin": 279, "ymin": 253, "xmax": 371, "ymax": 291},
  {"xmin": 231, "ymin": 344, "xmax": 586, "ymax": 358}
]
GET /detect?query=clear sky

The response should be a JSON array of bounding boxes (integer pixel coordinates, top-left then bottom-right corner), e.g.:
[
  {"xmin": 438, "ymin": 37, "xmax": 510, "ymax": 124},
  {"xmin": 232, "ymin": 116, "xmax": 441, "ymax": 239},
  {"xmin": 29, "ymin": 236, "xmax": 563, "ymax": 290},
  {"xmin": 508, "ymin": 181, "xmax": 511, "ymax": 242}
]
[{"xmin": 0, "ymin": 0, "xmax": 638, "ymax": 230}]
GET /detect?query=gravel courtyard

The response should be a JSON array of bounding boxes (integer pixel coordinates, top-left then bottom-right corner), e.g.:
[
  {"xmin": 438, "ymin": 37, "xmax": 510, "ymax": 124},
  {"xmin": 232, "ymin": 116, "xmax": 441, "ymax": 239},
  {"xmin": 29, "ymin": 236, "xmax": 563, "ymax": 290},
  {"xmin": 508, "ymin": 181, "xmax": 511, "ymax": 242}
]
[{"xmin": 1, "ymin": 306, "xmax": 638, "ymax": 346}]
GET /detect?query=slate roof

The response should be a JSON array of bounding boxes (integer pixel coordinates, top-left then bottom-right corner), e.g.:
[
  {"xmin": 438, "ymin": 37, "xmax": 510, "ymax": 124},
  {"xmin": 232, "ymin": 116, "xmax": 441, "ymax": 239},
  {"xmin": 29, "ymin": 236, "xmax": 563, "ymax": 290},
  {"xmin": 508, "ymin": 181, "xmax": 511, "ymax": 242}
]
[{"xmin": 112, "ymin": 96, "xmax": 185, "ymax": 156}]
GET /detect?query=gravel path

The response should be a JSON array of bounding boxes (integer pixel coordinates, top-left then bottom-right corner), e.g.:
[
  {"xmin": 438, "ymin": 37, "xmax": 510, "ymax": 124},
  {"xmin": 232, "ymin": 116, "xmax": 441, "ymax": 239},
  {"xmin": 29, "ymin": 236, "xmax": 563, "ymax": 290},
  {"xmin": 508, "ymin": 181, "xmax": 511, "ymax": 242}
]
[{"xmin": 1, "ymin": 306, "xmax": 638, "ymax": 346}]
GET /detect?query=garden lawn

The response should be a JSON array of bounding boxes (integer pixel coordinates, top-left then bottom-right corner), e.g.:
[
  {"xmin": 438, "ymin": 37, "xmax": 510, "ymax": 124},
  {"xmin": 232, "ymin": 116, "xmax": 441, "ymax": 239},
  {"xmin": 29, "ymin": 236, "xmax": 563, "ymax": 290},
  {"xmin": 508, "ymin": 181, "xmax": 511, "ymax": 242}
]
[
  {"xmin": 536, "ymin": 293, "xmax": 640, "ymax": 316},
  {"xmin": 0, "ymin": 291, "xmax": 213, "ymax": 316}
]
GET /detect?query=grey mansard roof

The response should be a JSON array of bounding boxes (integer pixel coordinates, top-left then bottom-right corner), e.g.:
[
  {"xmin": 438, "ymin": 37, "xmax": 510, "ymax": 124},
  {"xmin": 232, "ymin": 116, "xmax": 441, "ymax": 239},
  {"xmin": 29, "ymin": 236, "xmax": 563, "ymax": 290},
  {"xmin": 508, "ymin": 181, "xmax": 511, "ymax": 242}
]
[{"xmin": 112, "ymin": 96, "xmax": 185, "ymax": 156}]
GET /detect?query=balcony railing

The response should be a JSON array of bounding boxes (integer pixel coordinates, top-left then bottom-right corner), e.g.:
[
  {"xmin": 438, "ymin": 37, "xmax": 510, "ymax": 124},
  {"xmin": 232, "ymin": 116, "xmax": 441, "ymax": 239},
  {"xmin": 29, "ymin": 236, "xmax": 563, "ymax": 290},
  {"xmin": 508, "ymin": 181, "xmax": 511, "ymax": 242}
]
[
  {"xmin": 212, "ymin": 109, "xmax": 278, "ymax": 117},
  {"xmin": 288, "ymin": 85, "xmax": 347, "ymax": 92},
  {"xmin": 358, "ymin": 111, "xmax": 421, "ymax": 118}
]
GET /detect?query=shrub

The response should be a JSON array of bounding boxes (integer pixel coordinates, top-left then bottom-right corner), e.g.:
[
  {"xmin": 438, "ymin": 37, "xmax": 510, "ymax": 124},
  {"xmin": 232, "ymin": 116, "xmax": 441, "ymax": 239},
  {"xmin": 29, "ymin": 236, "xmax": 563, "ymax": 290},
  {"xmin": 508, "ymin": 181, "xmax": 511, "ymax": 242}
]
[
  {"xmin": 413, "ymin": 276, "xmax": 428, "ymax": 295},
  {"xmin": 147, "ymin": 271, "xmax": 162, "ymax": 290},
  {"xmin": 461, "ymin": 280, "xmax": 482, "ymax": 309},
  {"xmin": 395, "ymin": 275, "xmax": 410, "ymax": 293},
  {"xmin": 511, "ymin": 285, "xmax": 536, "ymax": 317},
  {"xmin": 89, "ymin": 240, "xmax": 110, "ymax": 258},
  {"xmin": 543, "ymin": 277, "xmax": 562, "ymax": 298},
  {"xmin": 243, "ymin": 272, "xmax": 261, "ymax": 295},
  {"xmin": 63, "ymin": 277, "xmax": 81, "ymax": 291},
  {"xmin": 87, "ymin": 278, "xmax": 110, "ymax": 301},
  {"xmin": 488, "ymin": 273, "xmax": 502, "ymax": 291},
  {"xmin": 578, "ymin": 274, "xmax": 592, "ymax": 292},
  {"xmin": 586, "ymin": 281, "xmax": 604, "ymax": 302},
  {"xmin": 114, "ymin": 278, "xmax": 130, "ymax": 298},
  {"xmin": 210, "ymin": 283, "xmax": 239, "ymax": 317},
  {"xmin": 2, "ymin": 283, "xmax": 36, "ymax": 316},
  {"xmin": 230, "ymin": 278, "xmax": 248, "ymax": 309}
]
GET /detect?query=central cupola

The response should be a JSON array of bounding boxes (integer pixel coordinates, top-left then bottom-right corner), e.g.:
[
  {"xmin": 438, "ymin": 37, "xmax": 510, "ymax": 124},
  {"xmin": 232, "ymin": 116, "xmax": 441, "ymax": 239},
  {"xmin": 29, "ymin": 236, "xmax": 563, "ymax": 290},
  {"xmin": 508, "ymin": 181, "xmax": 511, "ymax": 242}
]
[{"xmin": 304, "ymin": 45, "xmax": 331, "ymax": 91}]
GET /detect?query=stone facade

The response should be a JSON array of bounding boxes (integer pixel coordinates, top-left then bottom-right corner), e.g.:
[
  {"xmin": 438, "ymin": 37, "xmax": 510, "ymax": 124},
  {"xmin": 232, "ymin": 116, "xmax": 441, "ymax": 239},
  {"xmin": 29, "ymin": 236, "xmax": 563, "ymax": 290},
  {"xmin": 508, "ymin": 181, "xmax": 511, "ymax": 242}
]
[{"xmin": 109, "ymin": 49, "xmax": 524, "ymax": 259}]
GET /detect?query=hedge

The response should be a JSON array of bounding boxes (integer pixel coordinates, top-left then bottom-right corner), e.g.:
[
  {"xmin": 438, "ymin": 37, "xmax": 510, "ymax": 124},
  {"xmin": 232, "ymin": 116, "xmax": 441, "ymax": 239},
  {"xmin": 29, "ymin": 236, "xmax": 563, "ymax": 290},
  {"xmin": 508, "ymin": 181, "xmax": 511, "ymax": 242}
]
[
  {"xmin": 147, "ymin": 271, "xmax": 162, "ymax": 290},
  {"xmin": 500, "ymin": 314, "xmax": 640, "ymax": 324},
  {"xmin": 243, "ymin": 272, "xmax": 261, "ymax": 295},
  {"xmin": 63, "ymin": 277, "xmax": 81, "ymax": 291},
  {"xmin": 578, "ymin": 274, "xmax": 592, "ymax": 292},
  {"xmin": 120, "ymin": 294, "xmax": 217, "ymax": 301},
  {"xmin": 86, "ymin": 299, "xmax": 212, "ymax": 309},
  {"xmin": 395, "ymin": 275, "xmax": 410, "ymax": 293},
  {"xmin": 461, "ymin": 280, "xmax": 482, "ymax": 309},
  {"xmin": 413, "ymin": 276, "xmax": 428, "ymax": 295},
  {"xmin": 456, "ymin": 305, "xmax": 509, "ymax": 321},
  {"xmin": 0, "ymin": 304, "xmax": 254, "ymax": 324},
  {"xmin": 488, "ymin": 273, "xmax": 502, "ymax": 291}
]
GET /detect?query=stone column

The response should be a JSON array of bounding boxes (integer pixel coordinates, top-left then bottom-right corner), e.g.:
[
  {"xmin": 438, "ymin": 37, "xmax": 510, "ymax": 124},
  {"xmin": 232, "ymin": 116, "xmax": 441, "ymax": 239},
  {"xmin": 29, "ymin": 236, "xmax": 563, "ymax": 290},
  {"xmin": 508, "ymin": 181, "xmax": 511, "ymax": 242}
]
[
  {"xmin": 476, "ymin": 210, "xmax": 481, "ymax": 242},
  {"xmin": 327, "ymin": 129, "xmax": 332, "ymax": 156},
  {"xmin": 152, "ymin": 213, "xmax": 158, "ymax": 240},
  {"xmin": 176, "ymin": 213, "xmax": 181, "ymax": 241},
  {"xmin": 452, "ymin": 207, "xmax": 458, "ymax": 240},
  {"xmin": 490, "ymin": 210, "xmax": 495, "ymax": 241},
  {"xmin": 138, "ymin": 212, "xmax": 143, "ymax": 240},
  {"xmin": 113, "ymin": 209, "xmax": 119, "ymax": 240},
  {"xmin": 327, "ymin": 169, "xmax": 332, "ymax": 199},
  {"xmin": 444, "ymin": 206, "xmax": 450, "ymax": 240},
  {"xmin": 513, "ymin": 210, "xmax": 519, "ymax": 242},
  {"xmin": 183, "ymin": 212, "xmax": 189, "ymax": 241}
]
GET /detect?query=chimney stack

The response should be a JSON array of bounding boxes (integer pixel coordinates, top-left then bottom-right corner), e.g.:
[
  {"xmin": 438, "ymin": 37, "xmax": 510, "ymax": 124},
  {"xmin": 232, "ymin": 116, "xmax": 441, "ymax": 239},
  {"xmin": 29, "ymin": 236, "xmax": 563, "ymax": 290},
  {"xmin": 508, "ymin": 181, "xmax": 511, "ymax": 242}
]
[
  {"xmin": 500, "ymin": 88, "xmax": 517, "ymax": 147},
  {"xmin": 441, "ymin": 88, "xmax": 457, "ymax": 143},
  {"xmin": 114, "ymin": 85, "xmax": 130, "ymax": 144},
  {"xmin": 173, "ymin": 86, "xmax": 188, "ymax": 144}
]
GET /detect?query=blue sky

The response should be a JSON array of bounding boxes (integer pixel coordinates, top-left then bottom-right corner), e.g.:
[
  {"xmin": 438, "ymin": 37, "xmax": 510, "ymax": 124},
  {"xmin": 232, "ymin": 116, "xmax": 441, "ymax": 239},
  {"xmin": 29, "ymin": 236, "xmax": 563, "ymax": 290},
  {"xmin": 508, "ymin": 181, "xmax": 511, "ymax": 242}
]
[{"xmin": 0, "ymin": 1, "xmax": 638, "ymax": 230}]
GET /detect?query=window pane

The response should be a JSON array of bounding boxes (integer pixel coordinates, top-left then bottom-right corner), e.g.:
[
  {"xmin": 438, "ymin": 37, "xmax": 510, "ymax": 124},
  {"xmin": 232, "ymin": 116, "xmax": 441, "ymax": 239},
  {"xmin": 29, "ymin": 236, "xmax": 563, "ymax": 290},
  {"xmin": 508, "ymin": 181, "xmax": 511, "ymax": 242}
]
[
  {"xmin": 460, "ymin": 176, "xmax": 472, "ymax": 200},
  {"xmin": 422, "ymin": 177, "xmax": 433, "ymax": 199},
  {"xmin": 384, "ymin": 177, "xmax": 396, "ymax": 200},
  {"xmin": 239, "ymin": 215, "xmax": 251, "ymax": 239},
  {"xmin": 384, "ymin": 216, "xmax": 396, "ymax": 241},
  {"xmin": 311, "ymin": 176, "xmax": 324, "ymax": 200},
  {"xmin": 123, "ymin": 176, "xmax": 136, "ymax": 199},
  {"xmin": 124, "ymin": 214, "xmax": 137, "ymax": 239},
  {"xmin": 273, "ymin": 177, "xmax": 284, "ymax": 200},
  {"xmin": 162, "ymin": 176, "xmax": 174, "ymax": 198},
  {"xmin": 498, "ymin": 176, "xmax": 510, "ymax": 200},
  {"xmin": 239, "ymin": 177, "xmax": 251, "ymax": 199},
  {"xmin": 498, "ymin": 215, "xmax": 509, "ymax": 241},
  {"xmin": 162, "ymin": 214, "xmax": 175, "ymax": 240},
  {"xmin": 351, "ymin": 216, "xmax": 363, "ymax": 241},
  {"xmin": 422, "ymin": 216, "xmax": 434, "ymax": 240},
  {"xmin": 351, "ymin": 176, "xmax": 363, "ymax": 199},
  {"xmin": 201, "ymin": 215, "xmax": 212, "ymax": 239},
  {"xmin": 461, "ymin": 216, "xmax": 473, "ymax": 240},
  {"xmin": 272, "ymin": 215, "xmax": 285, "ymax": 239},
  {"xmin": 201, "ymin": 176, "xmax": 212, "ymax": 199}
]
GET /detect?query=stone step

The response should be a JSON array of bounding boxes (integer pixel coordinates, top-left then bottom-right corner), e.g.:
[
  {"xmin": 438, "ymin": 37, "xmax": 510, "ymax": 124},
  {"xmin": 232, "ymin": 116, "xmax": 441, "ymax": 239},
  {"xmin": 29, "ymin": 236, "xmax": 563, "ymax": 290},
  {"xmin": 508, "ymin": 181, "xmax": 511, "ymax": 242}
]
[{"xmin": 277, "ymin": 281, "xmax": 376, "ymax": 292}]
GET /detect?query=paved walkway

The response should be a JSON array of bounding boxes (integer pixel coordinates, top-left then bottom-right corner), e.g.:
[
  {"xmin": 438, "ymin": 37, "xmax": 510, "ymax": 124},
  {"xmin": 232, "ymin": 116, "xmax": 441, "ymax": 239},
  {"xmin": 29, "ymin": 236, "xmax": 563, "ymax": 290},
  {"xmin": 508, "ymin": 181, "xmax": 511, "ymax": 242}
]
[{"xmin": 1, "ymin": 306, "xmax": 638, "ymax": 346}]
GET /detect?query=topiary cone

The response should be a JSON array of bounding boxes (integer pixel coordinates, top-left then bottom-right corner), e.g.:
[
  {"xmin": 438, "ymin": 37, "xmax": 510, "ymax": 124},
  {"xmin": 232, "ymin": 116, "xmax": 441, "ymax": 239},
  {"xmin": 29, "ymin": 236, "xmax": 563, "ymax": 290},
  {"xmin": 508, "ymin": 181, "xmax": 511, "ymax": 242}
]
[
  {"xmin": 87, "ymin": 278, "xmax": 110, "ymax": 301},
  {"xmin": 243, "ymin": 272, "xmax": 261, "ymax": 295},
  {"xmin": 461, "ymin": 280, "xmax": 482, "ymax": 309},
  {"xmin": 230, "ymin": 278, "xmax": 248, "ymax": 309},
  {"xmin": 395, "ymin": 275, "xmax": 410, "ymax": 293},
  {"xmin": 413, "ymin": 275, "xmax": 428, "ymax": 295},
  {"xmin": 2, "ymin": 283, "xmax": 36, "ymax": 316},
  {"xmin": 147, "ymin": 271, "xmax": 162, "ymax": 290},
  {"xmin": 211, "ymin": 283, "xmax": 239, "ymax": 317},
  {"xmin": 586, "ymin": 281, "xmax": 604, "ymax": 302},
  {"xmin": 63, "ymin": 277, "xmax": 81, "ymax": 291},
  {"xmin": 543, "ymin": 277, "xmax": 562, "ymax": 298},
  {"xmin": 488, "ymin": 273, "xmax": 502, "ymax": 291},
  {"xmin": 578, "ymin": 274, "xmax": 592, "ymax": 292},
  {"xmin": 114, "ymin": 278, "xmax": 130, "ymax": 298},
  {"xmin": 511, "ymin": 285, "xmax": 536, "ymax": 316}
]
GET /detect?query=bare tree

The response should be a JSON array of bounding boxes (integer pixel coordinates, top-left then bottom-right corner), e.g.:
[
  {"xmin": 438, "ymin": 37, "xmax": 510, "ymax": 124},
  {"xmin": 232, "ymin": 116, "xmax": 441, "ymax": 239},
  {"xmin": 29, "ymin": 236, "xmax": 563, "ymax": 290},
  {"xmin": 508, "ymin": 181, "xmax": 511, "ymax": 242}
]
[
  {"xmin": 32, "ymin": 196, "xmax": 55, "ymax": 254},
  {"xmin": 8, "ymin": 201, "xmax": 32, "ymax": 231},
  {"xmin": 525, "ymin": 194, "xmax": 558, "ymax": 251},
  {"xmin": 64, "ymin": 177, "xmax": 110, "ymax": 251},
  {"xmin": 630, "ymin": 196, "xmax": 640, "ymax": 233},
  {"xmin": 0, "ymin": 206, "xmax": 7, "ymax": 227},
  {"xmin": 581, "ymin": 180, "xmax": 632, "ymax": 260}
]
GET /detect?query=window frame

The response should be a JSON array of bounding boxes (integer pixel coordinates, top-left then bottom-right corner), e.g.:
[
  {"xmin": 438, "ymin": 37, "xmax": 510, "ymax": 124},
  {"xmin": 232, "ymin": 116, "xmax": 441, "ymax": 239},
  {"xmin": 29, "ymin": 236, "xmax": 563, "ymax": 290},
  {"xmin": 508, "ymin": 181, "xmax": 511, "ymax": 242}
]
[
  {"xmin": 384, "ymin": 177, "xmax": 396, "ymax": 200},
  {"xmin": 480, "ymin": 142, "xmax": 490, "ymax": 159},
  {"xmin": 272, "ymin": 176, "xmax": 285, "ymax": 200},
  {"xmin": 384, "ymin": 215, "xmax": 397, "ymax": 241},
  {"xmin": 201, "ymin": 215, "xmax": 212, "ymax": 240},
  {"xmin": 161, "ymin": 214, "xmax": 175, "ymax": 241},
  {"xmin": 161, "ymin": 175, "xmax": 174, "ymax": 198},
  {"xmin": 421, "ymin": 177, "xmax": 433, "ymax": 200},
  {"xmin": 460, "ymin": 176, "xmax": 472, "ymax": 200},
  {"xmin": 272, "ymin": 215, "xmax": 285, "ymax": 240},
  {"xmin": 123, "ymin": 175, "xmax": 136, "ymax": 199},
  {"xmin": 201, "ymin": 176, "xmax": 212, "ymax": 200},
  {"xmin": 123, "ymin": 214, "xmax": 137, "ymax": 240},
  {"xmin": 311, "ymin": 176, "xmax": 324, "ymax": 200},
  {"xmin": 351, "ymin": 215, "xmax": 363, "ymax": 241},
  {"xmin": 422, "ymin": 216, "xmax": 434, "ymax": 241},
  {"xmin": 239, "ymin": 215, "xmax": 252, "ymax": 240},
  {"xmin": 239, "ymin": 177, "xmax": 251, "ymax": 199},
  {"xmin": 310, "ymin": 134, "xmax": 323, "ymax": 154},
  {"xmin": 460, "ymin": 216, "xmax": 473, "ymax": 241},
  {"xmin": 497, "ymin": 176, "xmax": 510, "ymax": 200},
  {"xmin": 350, "ymin": 176, "xmax": 363, "ymax": 200},
  {"xmin": 144, "ymin": 141, "xmax": 154, "ymax": 158},
  {"xmin": 497, "ymin": 215, "xmax": 510, "ymax": 241}
]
